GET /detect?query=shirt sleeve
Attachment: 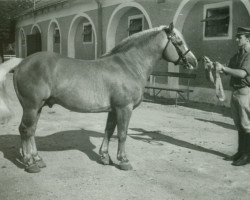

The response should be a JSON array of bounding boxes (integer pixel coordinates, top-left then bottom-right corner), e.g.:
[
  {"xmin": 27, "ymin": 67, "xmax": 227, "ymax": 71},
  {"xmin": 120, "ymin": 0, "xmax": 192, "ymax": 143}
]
[
  {"xmin": 228, "ymin": 54, "xmax": 236, "ymax": 69},
  {"xmin": 241, "ymin": 53, "xmax": 250, "ymax": 75}
]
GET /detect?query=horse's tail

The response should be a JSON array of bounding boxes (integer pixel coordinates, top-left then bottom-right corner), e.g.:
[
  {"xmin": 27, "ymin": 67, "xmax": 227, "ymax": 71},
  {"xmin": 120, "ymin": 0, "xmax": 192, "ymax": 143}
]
[{"xmin": 0, "ymin": 58, "xmax": 23, "ymax": 123}]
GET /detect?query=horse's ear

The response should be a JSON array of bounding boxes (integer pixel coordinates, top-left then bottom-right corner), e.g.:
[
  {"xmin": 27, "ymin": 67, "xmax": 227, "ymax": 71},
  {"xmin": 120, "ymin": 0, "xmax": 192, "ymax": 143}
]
[
  {"xmin": 169, "ymin": 22, "xmax": 174, "ymax": 31},
  {"xmin": 164, "ymin": 22, "xmax": 174, "ymax": 34}
]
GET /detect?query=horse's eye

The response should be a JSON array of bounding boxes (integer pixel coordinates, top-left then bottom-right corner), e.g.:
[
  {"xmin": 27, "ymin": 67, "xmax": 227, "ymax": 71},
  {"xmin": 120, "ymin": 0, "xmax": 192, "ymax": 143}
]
[{"xmin": 176, "ymin": 40, "xmax": 183, "ymax": 45}]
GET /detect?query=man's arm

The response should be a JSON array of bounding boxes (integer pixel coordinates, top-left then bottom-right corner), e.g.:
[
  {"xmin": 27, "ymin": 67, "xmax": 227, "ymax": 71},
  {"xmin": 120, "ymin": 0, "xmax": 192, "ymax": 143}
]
[{"xmin": 215, "ymin": 62, "xmax": 247, "ymax": 78}]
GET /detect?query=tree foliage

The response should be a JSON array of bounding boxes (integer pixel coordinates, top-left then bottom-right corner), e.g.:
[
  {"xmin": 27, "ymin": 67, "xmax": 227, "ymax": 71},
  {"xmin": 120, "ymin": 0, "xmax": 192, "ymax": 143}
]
[{"xmin": 0, "ymin": 0, "xmax": 33, "ymax": 56}]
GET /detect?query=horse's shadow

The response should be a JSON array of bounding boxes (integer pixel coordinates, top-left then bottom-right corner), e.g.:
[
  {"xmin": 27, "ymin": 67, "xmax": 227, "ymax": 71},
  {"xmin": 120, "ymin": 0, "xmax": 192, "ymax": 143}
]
[
  {"xmin": 129, "ymin": 128, "xmax": 229, "ymax": 158},
  {"xmin": 195, "ymin": 118, "xmax": 236, "ymax": 130},
  {"xmin": 0, "ymin": 129, "xmax": 104, "ymax": 169},
  {"xmin": 1, "ymin": 127, "xmax": 230, "ymax": 170}
]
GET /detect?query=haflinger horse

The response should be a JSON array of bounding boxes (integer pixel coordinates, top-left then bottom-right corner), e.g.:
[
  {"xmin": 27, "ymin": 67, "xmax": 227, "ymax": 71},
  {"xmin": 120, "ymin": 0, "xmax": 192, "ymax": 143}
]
[{"xmin": 0, "ymin": 23, "xmax": 197, "ymax": 173}]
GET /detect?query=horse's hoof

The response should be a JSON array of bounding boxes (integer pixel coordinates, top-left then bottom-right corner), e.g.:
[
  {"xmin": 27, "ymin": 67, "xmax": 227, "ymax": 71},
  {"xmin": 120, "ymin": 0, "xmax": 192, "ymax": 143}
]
[
  {"xmin": 100, "ymin": 154, "xmax": 113, "ymax": 165},
  {"xmin": 25, "ymin": 164, "xmax": 41, "ymax": 173},
  {"xmin": 118, "ymin": 162, "xmax": 133, "ymax": 171},
  {"xmin": 35, "ymin": 159, "xmax": 46, "ymax": 168}
]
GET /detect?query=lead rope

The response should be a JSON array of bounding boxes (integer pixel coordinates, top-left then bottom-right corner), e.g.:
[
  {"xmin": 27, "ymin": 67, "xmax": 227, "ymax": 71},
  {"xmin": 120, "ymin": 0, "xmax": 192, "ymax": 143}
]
[{"xmin": 203, "ymin": 56, "xmax": 225, "ymax": 102}]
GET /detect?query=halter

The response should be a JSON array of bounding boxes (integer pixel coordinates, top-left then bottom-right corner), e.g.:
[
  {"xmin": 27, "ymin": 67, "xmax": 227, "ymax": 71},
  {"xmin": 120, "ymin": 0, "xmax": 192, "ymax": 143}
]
[{"xmin": 163, "ymin": 30, "xmax": 191, "ymax": 69}]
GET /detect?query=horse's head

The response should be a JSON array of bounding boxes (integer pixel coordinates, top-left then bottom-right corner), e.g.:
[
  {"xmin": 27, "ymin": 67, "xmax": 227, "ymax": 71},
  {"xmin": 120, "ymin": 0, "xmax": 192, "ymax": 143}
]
[{"xmin": 162, "ymin": 23, "xmax": 198, "ymax": 70}]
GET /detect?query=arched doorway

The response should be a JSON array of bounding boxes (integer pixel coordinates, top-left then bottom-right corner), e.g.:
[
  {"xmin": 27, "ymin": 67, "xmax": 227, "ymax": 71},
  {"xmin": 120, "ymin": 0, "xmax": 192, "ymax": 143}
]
[
  {"xmin": 106, "ymin": 2, "xmax": 152, "ymax": 52},
  {"xmin": 27, "ymin": 24, "xmax": 42, "ymax": 56},
  {"xmin": 48, "ymin": 19, "xmax": 61, "ymax": 54},
  {"xmin": 18, "ymin": 28, "xmax": 26, "ymax": 58},
  {"xmin": 68, "ymin": 13, "xmax": 97, "ymax": 60}
]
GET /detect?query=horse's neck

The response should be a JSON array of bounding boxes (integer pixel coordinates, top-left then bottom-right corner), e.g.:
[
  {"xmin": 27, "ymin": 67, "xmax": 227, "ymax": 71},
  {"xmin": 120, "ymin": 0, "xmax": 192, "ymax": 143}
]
[{"xmin": 125, "ymin": 38, "xmax": 163, "ymax": 80}]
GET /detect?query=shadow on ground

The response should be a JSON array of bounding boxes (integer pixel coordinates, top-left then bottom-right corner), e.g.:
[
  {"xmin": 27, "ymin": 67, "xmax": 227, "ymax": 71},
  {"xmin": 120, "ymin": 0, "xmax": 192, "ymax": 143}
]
[
  {"xmin": 129, "ymin": 128, "xmax": 229, "ymax": 158},
  {"xmin": 0, "ymin": 129, "xmax": 104, "ymax": 170},
  {"xmin": 143, "ymin": 93, "xmax": 231, "ymax": 117},
  {"xmin": 1, "ymin": 127, "xmax": 230, "ymax": 170},
  {"xmin": 195, "ymin": 118, "xmax": 236, "ymax": 130}
]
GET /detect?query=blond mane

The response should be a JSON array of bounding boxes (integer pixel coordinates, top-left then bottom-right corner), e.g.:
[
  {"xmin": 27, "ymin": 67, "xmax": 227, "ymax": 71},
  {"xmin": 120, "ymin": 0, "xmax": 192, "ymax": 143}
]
[{"xmin": 103, "ymin": 26, "xmax": 167, "ymax": 57}]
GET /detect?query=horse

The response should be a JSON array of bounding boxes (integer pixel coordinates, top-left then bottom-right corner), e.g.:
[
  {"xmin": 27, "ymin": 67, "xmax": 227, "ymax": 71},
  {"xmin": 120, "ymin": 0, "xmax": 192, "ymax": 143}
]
[{"xmin": 0, "ymin": 23, "xmax": 198, "ymax": 173}]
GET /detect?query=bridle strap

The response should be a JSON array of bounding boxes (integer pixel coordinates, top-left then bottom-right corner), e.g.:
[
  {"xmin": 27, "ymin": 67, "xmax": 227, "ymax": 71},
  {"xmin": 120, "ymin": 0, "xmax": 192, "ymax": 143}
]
[
  {"xmin": 162, "ymin": 39, "xmax": 170, "ymax": 58},
  {"xmin": 173, "ymin": 48, "xmax": 190, "ymax": 66},
  {"xmin": 163, "ymin": 30, "xmax": 190, "ymax": 68}
]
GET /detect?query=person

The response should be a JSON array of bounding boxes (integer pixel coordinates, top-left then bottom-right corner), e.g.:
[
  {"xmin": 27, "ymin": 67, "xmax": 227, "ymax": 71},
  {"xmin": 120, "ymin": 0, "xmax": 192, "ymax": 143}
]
[{"xmin": 214, "ymin": 27, "xmax": 250, "ymax": 166}]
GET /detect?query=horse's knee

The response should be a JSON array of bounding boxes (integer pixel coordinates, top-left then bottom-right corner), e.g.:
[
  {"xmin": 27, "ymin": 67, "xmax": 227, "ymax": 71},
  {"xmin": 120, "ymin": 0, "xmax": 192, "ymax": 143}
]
[
  {"xmin": 118, "ymin": 133, "xmax": 127, "ymax": 142},
  {"xmin": 19, "ymin": 122, "xmax": 35, "ymax": 139},
  {"xmin": 19, "ymin": 123, "xmax": 27, "ymax": 137}
]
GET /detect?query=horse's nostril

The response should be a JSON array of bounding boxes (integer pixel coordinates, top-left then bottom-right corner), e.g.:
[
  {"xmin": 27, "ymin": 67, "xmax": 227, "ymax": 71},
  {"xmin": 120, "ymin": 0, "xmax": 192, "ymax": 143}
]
[
  {"xmin": 189, "ymin": 65, "xmax": 194, "ymax": 70},
  {"xmin": 191, "ymin": 58, "xmax": 198, "ymax": 69},
  {"xmin": 187, "ymin": 59, "xmax": 197, "ymax": 70}
]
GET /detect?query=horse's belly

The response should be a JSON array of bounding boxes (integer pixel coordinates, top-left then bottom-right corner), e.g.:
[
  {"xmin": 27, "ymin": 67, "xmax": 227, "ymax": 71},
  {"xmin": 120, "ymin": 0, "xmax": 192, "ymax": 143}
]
[{"xmin": 52, "ymin": 91, "xmax": 111, "ymax": 113}]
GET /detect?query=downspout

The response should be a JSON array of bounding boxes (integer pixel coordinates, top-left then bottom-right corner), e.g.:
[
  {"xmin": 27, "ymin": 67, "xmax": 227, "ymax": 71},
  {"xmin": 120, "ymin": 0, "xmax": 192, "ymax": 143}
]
[{"xmin": 95, "ymin": 0, "xmax": 103, "ymax": 57}]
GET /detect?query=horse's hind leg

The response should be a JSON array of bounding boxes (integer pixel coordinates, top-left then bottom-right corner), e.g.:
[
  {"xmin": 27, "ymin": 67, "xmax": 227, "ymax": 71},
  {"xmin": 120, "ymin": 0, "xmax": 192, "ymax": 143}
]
[
  {"xmin": 19, "ymin": 107, "xmax": 45, "ymax": 173},
  {"xmin": 99, "ymin": 110, "xmax": 117, "ymax": 165},
  {"xmin": 116, "ymin": 104, "xmax": 133, "ymax": 170}
]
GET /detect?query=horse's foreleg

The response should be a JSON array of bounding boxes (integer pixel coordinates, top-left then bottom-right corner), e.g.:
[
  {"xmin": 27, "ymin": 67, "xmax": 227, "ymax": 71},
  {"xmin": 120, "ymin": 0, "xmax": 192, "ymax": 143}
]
[
  {"xmin": 29, "ymin": 136, "xmax": 46, "ymax": 169},
  {"xmin": 19, "ymin": 108, "xmax": 44, "ymax": 173},
  {"xmin": 116, "ymin": 104, "xmax": 133, "ymax": 170},
  {"xmin": 99, "ymin": 110, "xmax": 117, "ymax": 165}
]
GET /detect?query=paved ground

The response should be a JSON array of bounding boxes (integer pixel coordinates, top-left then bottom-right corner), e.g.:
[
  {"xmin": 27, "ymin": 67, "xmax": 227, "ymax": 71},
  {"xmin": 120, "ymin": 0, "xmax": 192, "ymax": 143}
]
[{"xmin": 1, "ymin": 74, "xmax": 250, "ymax": 200}]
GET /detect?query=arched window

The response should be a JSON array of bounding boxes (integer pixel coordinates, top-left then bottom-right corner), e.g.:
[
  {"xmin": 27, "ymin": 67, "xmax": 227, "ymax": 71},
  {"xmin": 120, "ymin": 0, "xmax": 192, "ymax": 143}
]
[
  {"xmin": 54, "ymin": 27, "xmax": 60, "ymax": 44},
  {"xmin": 82, "ymin": 23, "xmax": 93, "ymax": 43},
  {"xmin": 128, "ymin": 14, "xmax": 144, "ymax": 36}
]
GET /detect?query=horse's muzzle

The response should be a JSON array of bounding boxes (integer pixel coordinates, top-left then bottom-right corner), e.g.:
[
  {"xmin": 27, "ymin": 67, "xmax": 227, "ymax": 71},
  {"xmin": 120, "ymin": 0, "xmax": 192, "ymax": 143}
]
[
  {"xmin": 186, "ymin": 53, "xmax": 198, "ymax": 70},
  {"xmin": 181, "ymin": 56, "xmax": 198, "ymax": 70}
]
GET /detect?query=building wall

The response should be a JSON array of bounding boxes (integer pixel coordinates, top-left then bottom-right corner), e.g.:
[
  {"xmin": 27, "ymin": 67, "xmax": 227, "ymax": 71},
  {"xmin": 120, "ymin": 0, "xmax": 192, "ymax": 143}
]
[
  {"xmin": 138, "ymin": 0, "xmax": 181, "ymax": 26},
  {"xmin": 74, "ymin": 17, "xmax": 95, "ymax": 60},
  {"xmin": 85, "ymin": 9, "xmax": 99, "ymax": 57},
  {"xmin": 116, "ymin": 8, "xmax": 143, "ymax": 44},
  {"xmin": 57, "ymin": 14, "xmax": 76, "ymax": 56},
  {"xmin": 38, "ymin": 20, "xmax": 49, "ymax": 51},
  {"xmin": 182, "ymin": 0, "xmax": 250, "ymax": 91},
  {"xmin": 99, "ymin": 4, "xmax": 117, "ymax": 55},
  {"xmin": 15, "ymin": 0, "xmax": 181, "ymax": 59}
]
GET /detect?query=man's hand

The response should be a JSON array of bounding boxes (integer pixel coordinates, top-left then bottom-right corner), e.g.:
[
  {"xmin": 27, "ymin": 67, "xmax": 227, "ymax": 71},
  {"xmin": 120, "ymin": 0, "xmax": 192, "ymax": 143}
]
[
  {"xmin": 214, "ymin": 62, "xmax": 225, "ymax": 73},
  {"xmin": 203, "ymin": 56, "xmax": 214, "ymax": 70}
]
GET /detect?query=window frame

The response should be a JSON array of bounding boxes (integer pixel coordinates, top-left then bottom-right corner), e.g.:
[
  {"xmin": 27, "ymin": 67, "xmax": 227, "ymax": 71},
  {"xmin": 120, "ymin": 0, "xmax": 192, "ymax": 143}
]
[
  {"xmin": 21, "ymin": 31, "xmax": 26, "ymax": 46},
  {"xmin": 82, "ymin": 22, "xmax": 93, "ymax": 44},
  {"xmin": 203, "ymin": 1, "xmax": 232, "ymax": 41},
  {"xmin": 53, "ymin": 27, "xmax": 60, "ymax": 44},
  {"xmin": 128, "ymin": 14, "xmax": 144, "ymax": 37}
]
